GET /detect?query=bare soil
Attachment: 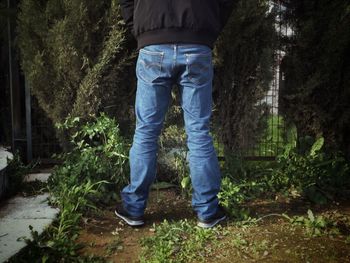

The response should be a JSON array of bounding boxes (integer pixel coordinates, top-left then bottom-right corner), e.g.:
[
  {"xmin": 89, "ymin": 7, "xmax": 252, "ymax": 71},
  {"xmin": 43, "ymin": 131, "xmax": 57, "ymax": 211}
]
[{"xmin": 77, "ymin": 189, "xmax": 350, "ymax": 263}]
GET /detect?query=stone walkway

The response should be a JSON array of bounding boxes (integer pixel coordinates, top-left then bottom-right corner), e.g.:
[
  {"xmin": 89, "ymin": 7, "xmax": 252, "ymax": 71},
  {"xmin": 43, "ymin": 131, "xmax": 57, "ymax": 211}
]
[
  {"xmin": 0, "ymin": 147, "xmax": 12, "ymax": 172},
  {"xmin": 0, "ymin": 173, "xmax": 59, "ymax": 262},
  {"xmin": 0, "ymin": 147, "xmax": 13, "ymax": 200}
]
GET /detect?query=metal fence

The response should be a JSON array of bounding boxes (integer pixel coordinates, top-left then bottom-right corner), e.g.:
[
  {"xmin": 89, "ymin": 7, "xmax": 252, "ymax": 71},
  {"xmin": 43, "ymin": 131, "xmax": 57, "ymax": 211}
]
[
  {"xmin": 241, "ymin": 0, "xmax": 290, "ymax": 161},
  {"xmin": 3, "ymin": 0, "xmax": 291, "ymax": 163},
  {"xmin": 30, "ymin": 97, "xmax": 61, "ymax": 161},
  {"xmin": 27, "ymin": 1, "xmax": 289, "ymax": 163}
]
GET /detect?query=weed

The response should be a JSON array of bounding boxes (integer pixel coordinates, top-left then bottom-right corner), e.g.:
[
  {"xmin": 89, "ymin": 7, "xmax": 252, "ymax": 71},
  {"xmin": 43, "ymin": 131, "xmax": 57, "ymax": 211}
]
[
  {"xmin": 270, "ymin": 137, "xmax": 350, "ymax": 204},
  {"xmin": 228, "ymin": 233, "xmax": 271, "ymax": 260},
  {"xmin": 10, "ymin": 179, "xmax": 107, "ymax": 262},
  {"xmin": 219, "ymin": 136, "xmax": 350, "ymax": 221},
  {"xmin": 140, "ymin": 219, "xmax": 222, "ymax": 263},
  {"xmin": 106, "ymin": 236, "xmax": 123, "ymax": 256},
  {"xmin": 283, "ymin": 209, "xmax": 340, "ymax": 237},
  {"xmin": 4, "ymin": 153, "xmax": 36, "ymax": 198},
  {"xmin": 230, "ymin": 233, "xmax": 248, "ymax": 248},
  {"xmin": 50, "ymin": 113, "xmax": 130, "ymax": 205},
  {"xmin": 9, "ymin": 114, "xmax": 128, "ymax": 262},
  {"xmin": 173, "ymin": 151, "xmax": 191, "ymax": 197}
]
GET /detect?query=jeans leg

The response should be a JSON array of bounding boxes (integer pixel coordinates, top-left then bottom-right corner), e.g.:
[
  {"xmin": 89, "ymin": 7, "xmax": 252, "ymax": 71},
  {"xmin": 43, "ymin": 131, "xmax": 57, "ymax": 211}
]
[
  {"xmin": 178, "ymin": 46, "xmax": 221, "ymax": 220},
  {"xmin": 121, "ymin": 47, "xmax": 172, "ymax": 217}
]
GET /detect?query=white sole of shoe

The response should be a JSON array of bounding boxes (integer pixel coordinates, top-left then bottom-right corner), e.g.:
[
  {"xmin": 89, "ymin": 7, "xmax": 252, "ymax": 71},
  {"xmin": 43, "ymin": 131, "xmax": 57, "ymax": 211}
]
[
  {"xmin": 197, "ymin": 215, "xmax": 227, "ymax": 228},
  {"xmin": 114, "ymin": 210, "xmax": 144, "ymax": 226}
]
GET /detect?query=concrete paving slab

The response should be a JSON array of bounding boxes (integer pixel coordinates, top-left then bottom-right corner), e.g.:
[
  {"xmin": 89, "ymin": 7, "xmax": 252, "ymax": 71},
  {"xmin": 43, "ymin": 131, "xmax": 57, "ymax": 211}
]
[
  {"xmin": 23, "ymin": 173, "xmax": 51, "ymax": 183},
  {"xmin": 0, "ymin": 194, "xmax": 59, "ymax": 262},
  {"xmin": 0, "ymin": 148, "xmax": 13, "ymax": 172},
  {"xmin": 0, "ymin": 218, "xmax": 53, "ymax": 261},
  {"xmin": 0, "ymin": 148, "xmax": 13, "ymax": 200}
]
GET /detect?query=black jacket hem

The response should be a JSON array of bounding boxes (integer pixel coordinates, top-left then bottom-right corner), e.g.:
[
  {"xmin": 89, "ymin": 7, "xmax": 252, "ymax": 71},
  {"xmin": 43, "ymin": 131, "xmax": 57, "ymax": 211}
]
[{"xmin": 136, "ymin": 28, "xmax": 218, "ymax": 50}]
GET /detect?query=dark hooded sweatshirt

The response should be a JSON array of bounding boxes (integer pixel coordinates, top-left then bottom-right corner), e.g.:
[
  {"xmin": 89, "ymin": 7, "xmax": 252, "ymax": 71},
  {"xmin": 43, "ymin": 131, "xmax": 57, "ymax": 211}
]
[{"xmin": 119, "ymin": 0, "xmax": 235, "ymax": 50}]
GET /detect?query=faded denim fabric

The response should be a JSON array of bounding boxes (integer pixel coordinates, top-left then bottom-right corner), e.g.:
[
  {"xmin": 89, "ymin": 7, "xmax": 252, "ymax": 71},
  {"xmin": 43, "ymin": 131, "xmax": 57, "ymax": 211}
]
[{"xmin": 121, "ymin": 44, "xmax": 221, "ymax": 220}]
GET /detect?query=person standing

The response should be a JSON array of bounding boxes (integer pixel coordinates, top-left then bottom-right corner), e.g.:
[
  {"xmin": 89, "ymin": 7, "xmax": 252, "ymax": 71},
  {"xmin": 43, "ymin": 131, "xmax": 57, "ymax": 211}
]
[{"xmin": 116, "ymin": 0, "xmax": 234, "ymax": 228}]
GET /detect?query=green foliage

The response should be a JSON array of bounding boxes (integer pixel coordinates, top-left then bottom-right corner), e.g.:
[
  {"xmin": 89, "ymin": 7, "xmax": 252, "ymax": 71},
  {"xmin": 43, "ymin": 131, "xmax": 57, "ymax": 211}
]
[
  {"xmin": 213, "ymin": 0, "xmax": 277, "ymax": 153},
  {"xmin": 4, "ymin": 154, "xmax": 34, "ymax": 198},
  {"xmin": 218, "ymin": 177, "xmax": 252, "ymax": 221},
  {"xmin": 9, "ymin": 115, "xmax": 126, "ymax": 262},
  {"xmin": 11, "ymin": 179, "xmax": 106, "ymax": 262},
  {"xmin": 281, "ymin": 0, "xmax": 350, "ymax": 159},
  {"xmin": 173, "ymin": 152, "xmax": 191, "ymax": 197},
  {"xmin": 158, "ymin": 122, "xmax": 191, "ymax": 189},
  {"xmin": 17, "ymin": 0, "xmax": 137, "ymax": 146},
  {"xmin": 218, "ymin": 136, "xmax": 350, "ymax": 219},
  {"xmin": 218, "ymin": 154, "xmax": 269, "ymax": 221},
  {"xmin": 49, "ymin": 113, "xmax": 130, "ymax": 205},
  {"xmin": 283, "ymin": 209, "xmax": 342, "ymax": 237},
  {"xmin": 270, "ymin": 137, "xmax": 350, "ymax": 204},
  {"xmin": 229, "ymin": 233, "xmax": 272, "ymax": 259},
  {"xmin": 140, "ymin": 220, "xmax": 224, "ymax": 263},
  {"xmin": 251, "ymin": 115, "xmax": 293, "ymax": 157}
]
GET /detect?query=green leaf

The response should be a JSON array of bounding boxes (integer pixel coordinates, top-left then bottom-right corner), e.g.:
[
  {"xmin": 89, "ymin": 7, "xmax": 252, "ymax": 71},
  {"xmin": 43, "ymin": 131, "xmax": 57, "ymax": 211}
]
[
  {"xmin": 310, "ymin": 137, "xmax": 324, "ymax": 157},
  {"xmin": 307, "ymin": 209, "xmax": 315, "ymax": 222},
  {"xmin": 181, "ymin": 177, "xmax": 191, "ymax": 189}
]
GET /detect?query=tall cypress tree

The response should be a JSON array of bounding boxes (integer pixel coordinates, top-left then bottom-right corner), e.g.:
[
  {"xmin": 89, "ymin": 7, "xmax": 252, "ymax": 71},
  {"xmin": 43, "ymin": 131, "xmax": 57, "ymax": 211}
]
[{"xmin": 17, "ymin": 0, "xmax": 137, "ymax": 146}]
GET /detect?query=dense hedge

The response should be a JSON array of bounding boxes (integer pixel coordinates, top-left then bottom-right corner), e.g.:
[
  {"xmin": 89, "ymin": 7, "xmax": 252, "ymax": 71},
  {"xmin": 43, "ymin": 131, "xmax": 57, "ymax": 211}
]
[
  {"xmin": 213, "ymin": 0, "xmax": 277, "ymax": 153},
  {"xmin": 17, "ymin": 0, "xmax": 137, "ymax": 146},
  {"xmin": 18, "ymin": 0, "xmax": 350, "ymax": 160},
  {"xmin": 17, "ymin": 0, "xmax": 278, "ymax": 153},
  {"xmin": 281, "ymin": 0, "xmax": 350, "ymax": 159}
]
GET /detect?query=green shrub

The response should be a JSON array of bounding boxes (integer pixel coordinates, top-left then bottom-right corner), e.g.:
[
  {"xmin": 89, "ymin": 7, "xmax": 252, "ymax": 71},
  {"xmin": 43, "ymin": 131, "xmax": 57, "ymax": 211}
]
[
  {"xmin": 17, "ymin": 0, "xmax": 137, "ymax": 146},
  {"xmin": 283, "ymin": 209, "xmax": 344, "ymax": 237},
  {"xmin": 48, "ymin": 113, "xmax": 130, "ymax": 206},
  {"xmin": 158, "ymin": 124, "xmax": 188, "ymax": 184},
  {"xmin": 281, "ymin": 0, "xmax": 350, "ymax": 159},
  {"xmin": 270, "ymin": 137, "xmax": 350, "ymax": 204},
  {"xmin": 4, "ymin": 154, "xmax": 34, "ymax": 198},
  {"xmin": 11, "ymin": 114, "xmax": 127, "ymax": 261},
  {"xmin": 213, "ymin": 0, "xmax": 277, "ymax": 153},
  {"xmin": 12, "ymin": 179, "xmax": 106, "ymax": 262},
  {"xmin": 218, "ymin": 136, "xmax": 350, "ymax": 218}
]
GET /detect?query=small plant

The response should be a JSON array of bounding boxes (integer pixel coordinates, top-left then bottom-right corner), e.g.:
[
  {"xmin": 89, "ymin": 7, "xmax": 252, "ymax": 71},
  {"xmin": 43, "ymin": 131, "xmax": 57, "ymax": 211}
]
[
  {"xmin": 218, "ymin": 177, "xmax": 251, "ymax": 221},
  {"xmin": 11, "ymin": 113, "xmax": 127, "ymax": 262},
  {"xmin": 50, "ymin": 113, "xmax": 130, "ymax": 205},
  {"xmin": 271, "ymin": 136, "xmax": 350, "ymax": 204},
  {"xmin": 140, "ymin": 219, "xmax": 222, "ymax": 263},
  {"xmin": 106, "ymin": 236, "xmax": 123, "ymax": 256},
  {"xmin": 283, "ymin": 209, "xmax": 339, "ymax": 237},
  {"xmin": 4, "ymin": 153, "xmax": 35, "ymax": 198},
  {"xmin": 220, "ymin": 136, "xmax": 350, "ymax": 206},
  {"xmin": 173, "ymin": 151, "xmax": 191, "ymax": 197},
  {"xmin": 229, "ymin": 233, "xmax": 272, "ymax": 259},
  {"xmin": 11, "ymin": 179, "xmax": 107, "ymax": 262}
]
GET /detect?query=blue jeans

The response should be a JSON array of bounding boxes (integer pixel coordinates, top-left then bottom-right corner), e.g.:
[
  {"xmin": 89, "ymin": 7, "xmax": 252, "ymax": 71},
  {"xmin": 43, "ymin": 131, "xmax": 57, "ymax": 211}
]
[{"xmin": 121, "ymin": 44, "xmax": 221, "ymax": 220}]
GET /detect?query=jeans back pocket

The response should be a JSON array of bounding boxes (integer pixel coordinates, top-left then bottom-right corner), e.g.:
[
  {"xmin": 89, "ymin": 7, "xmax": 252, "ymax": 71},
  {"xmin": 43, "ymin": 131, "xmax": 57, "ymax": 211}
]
[
  {"xmin": 136, "ymin": 48, "xmax": 164, "ymax": 84},
  {"xmin": 185, "ymin": 51, "xmax": 213, "ymax": 86}
]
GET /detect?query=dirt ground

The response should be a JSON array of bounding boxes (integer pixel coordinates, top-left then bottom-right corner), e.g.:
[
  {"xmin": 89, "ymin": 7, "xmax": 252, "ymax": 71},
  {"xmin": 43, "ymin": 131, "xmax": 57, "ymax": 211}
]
[{"xmin": 77, "ymin": 188, "xmax": 350, "ymax": 263}]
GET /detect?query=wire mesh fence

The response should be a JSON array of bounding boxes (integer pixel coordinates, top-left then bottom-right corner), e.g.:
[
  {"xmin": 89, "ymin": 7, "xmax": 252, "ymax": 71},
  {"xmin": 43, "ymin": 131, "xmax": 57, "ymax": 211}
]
[
  {"xmin": 22, "ymin": 0, "xmax": 291, "ymax": 163},
  {"xmin": 30, "ymin": 97, "xmax": 61, "ymax": 161},
  {"xmin": 239, "ymin": 0, "xmax": 290, "ymax": 160}
]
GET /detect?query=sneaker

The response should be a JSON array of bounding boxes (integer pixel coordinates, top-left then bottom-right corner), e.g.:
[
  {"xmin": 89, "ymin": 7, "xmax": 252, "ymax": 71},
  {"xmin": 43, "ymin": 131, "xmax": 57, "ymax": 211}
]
[
  {"xmin": 197, "ymin": 207, "xmax": 227, "ymax": 228},
  {"xmin": 114, "ymin": 203, "xmax": 145, "ymax": 227}
]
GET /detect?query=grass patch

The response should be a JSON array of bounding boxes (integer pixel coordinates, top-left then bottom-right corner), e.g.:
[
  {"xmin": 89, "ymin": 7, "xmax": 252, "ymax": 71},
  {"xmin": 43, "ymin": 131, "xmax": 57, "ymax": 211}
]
[{"xmin": 140, "ymin": 219, "xmax": 227, "ymax": 263}]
